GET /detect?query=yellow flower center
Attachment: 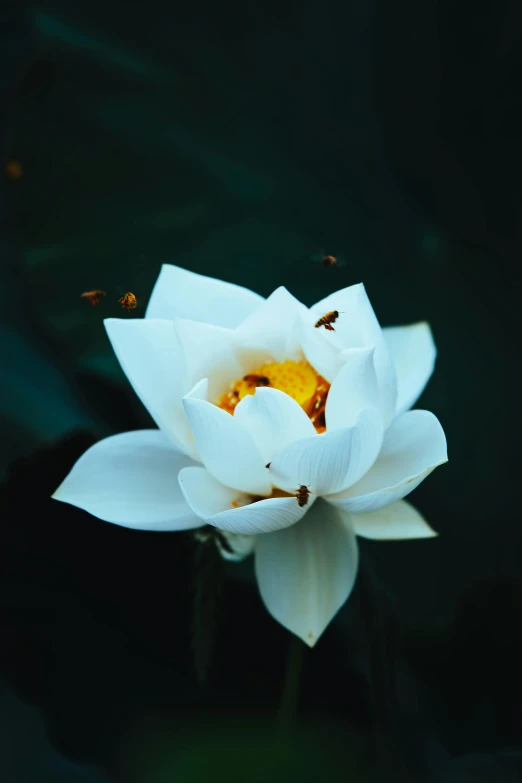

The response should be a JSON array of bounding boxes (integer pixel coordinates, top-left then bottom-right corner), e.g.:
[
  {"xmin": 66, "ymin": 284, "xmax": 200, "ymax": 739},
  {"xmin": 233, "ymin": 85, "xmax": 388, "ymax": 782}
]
[{"xmin": 217, "ymin": 359, "xmax": 330, "ymax": 433}]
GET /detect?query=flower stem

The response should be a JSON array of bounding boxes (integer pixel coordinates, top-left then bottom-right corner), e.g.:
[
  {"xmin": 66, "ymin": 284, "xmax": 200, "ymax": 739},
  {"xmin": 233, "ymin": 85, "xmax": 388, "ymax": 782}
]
[{"xmin": 276, "ymin": 633, "xmax": 305, "ymax": 736}]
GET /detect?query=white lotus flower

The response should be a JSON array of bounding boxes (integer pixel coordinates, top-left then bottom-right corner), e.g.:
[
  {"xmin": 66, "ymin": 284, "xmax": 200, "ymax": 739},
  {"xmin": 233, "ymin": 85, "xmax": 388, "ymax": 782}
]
[{"xmin": 53, "ymin": 264, "xmax": 447, "ymax": 646}]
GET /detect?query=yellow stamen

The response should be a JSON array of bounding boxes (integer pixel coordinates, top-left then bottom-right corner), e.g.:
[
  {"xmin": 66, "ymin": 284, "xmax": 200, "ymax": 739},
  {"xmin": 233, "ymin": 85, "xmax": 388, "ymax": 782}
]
[{"xmin": 217, "ymin": 359, "xmax": 330, "ymax": 433}]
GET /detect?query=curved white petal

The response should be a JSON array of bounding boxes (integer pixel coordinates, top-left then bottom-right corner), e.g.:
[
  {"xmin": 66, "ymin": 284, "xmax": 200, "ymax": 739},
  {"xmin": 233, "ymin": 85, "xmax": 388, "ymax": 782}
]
[
  {"xmin": 325, "ymin": 348, "xmax": 382, "ymax": 430},
  {"xmin": 310, "ymin": 283, "xmax": 381, "ymax": 351},
  {"xmin": 233, "ymin": 286, "xmax": 307, "ymax": 364},
  {"xmin": 234, "ymin": 387, "xmax": 316, "ymax": 464},
  {"xmin": 326, "ymin": 410, "xmax": 447, "ymax": 513},
  {"xmin": 146, "ymin": 263, "xmax": 264, "ymax": 327},
  {"xmin": 255, "ymin": 499, "xmax": 359, "ymax": 646},
  {"xmin": 52, "ymin": 430, "xmax": 203, "ymax": 530},
  {"xmin": 383, "ymin": 322, "xmax": 437, "ymax": 415},
  {"xmin": 298, "ymin": 313, "xmax": 341, "ymax": 382},
  {"xmin": 309, "ymin": 284, "xmax": 397, "ymax": 425},
  {"xmin": 174, "ymin": 318, "xmax": 242, "ymax": 401},
  {"xmin": 269, "ymin": 408, "xmax": 383, "ymax": 496},
  {"xmin": 178, "ymin": 467, "xmax": 310, "ymax": 533},
  {"xmin": 182, "ymin": 396, "xmax": 271, "ymax": 495},
  {"xmin": 104, "ymin": 318, "xmax": 195, "ymax": 456},
  {"xmin": 350, "ymin": 499, "xmax": 437, "ymax": 540},
  {"xmin": 181, "ymin": 378, "xmax": 209, "ymax": 457}
]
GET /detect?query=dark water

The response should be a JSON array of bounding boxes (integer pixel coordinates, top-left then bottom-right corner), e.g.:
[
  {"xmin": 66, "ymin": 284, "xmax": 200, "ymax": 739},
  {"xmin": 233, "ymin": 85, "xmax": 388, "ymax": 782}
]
[{"xmin": 2, "ymin": 2, "xmax": 522, "ymax": 781}]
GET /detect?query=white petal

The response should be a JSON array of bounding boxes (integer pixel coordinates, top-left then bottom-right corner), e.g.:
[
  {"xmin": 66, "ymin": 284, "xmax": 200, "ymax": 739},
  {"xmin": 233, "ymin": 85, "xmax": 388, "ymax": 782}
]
[
  {"xmin": 325, "ymin": 348, "xmax": 382, "ymax": 430},
  {"xmin": 184, "ymin": 377, "xmax": 209, "ymax": 401},
  {"xmin": 350, "ymin": 499, "xmax": 437, "ymax": 540},
  {"xmin": 180, "ymin": 378, "xmax": 209, "ymax": 457},
  {"xmin": 182, "ymin": 396, "xmax": 271, "ymax": 495},
  {"xmin": 233, "ymin": 286, "xmax": 307, "ymax": 363},
  {"xmin": 174, "ymin": 318, "xmax": 242, "ymax": 401},
  {"xmin": 255, "ymin": 499, "xmax": 359, "ymax": 646},
  {"xmin": 145, "ymin": 264, "xmax": 264, "ymax": 327},
  {"xmin": 298, "ymin": 313, "xmax": 341, "ymax": 382},
  {"xmin": 311, "ymin": 283, "xmax": 382, "ymax": 351},
  {"xmin": 234, "ymin": 387, "xmax": 316, "ymax": 464},
  {"xmin": 52, "ymin": 430, "xmax": 203, "ymax": 531},
  {"xmin": 326, "ymin": 410, "xmax": 447, "ymax": 513},
  {"xmin": 269, "ymin": 408, "xmax": 383, "ymax": 495},
  {"xmin": 179, "ymin": 466, "xmax": 309, "ymax": 533},
  {"xmin": 309, "ymin": 283, "xmax": 397, "ymax": 425},
  {"xmin": 104, "ymin": 318, "xmax": 195, "ymax": 456},
  {"xmin": 383, "ymin": 322, "xmax": 437, "ymax": 415}
]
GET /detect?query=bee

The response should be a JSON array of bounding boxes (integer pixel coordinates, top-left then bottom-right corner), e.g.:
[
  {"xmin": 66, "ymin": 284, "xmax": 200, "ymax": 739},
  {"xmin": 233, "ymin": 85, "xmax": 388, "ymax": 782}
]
[
  {"xmin": 311, "ymin": 250, "xmax": 347, "ymax": 269},
  {"xmin": 243, "ymin": 374, "xmax": 271, "ymax": 388},
  {"xmin": 118, "ymin": 291, "xmax": 137, "ymax": 311},
  {"xmin": 296, "ymin": 485, "xmax": 310, "ymax": 507},
  {"xmin": 314, "ymin": 310, "xmax": 341, "ymax": 331},
  {"xmin": 80, "ymin": 289, "xmax": 106, "ymax": 306},
  {"xmin": 6, "ymin": 160, "xmax": 23, "ymax": 180}
]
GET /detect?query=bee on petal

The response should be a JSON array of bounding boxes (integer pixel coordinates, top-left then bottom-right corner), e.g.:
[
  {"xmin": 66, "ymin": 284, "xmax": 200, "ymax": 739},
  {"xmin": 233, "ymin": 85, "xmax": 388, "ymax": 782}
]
[
  {"xmin": 118, "ymin": 292, "xmax": 137, "ymax": 311},
  {"xmin": 296, "ymin": 485, "xmax": 310, "ymax": 507},
  {"xmin": 80, "ymin": 289, "xmax": 106, "ymax": 306},
  {"xmin": 314, "ymin": 310, "xmax": 342, "ymax": 331},
  {"xmin": 243, "ymin": 374, "xmax": 271, "ymax": 388}
]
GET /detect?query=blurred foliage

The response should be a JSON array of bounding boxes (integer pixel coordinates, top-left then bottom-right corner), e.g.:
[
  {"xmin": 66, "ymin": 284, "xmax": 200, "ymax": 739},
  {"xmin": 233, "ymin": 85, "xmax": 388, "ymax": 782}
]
[{"xmin": 117, "ymin": 717, "xmax": 370, "ymax": 783}]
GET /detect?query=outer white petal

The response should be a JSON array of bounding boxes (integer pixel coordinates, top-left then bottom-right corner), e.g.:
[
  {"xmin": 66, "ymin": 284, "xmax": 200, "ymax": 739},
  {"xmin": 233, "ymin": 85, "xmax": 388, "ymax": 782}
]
[
  {"xmin": 146, "ymin": 263, "xmax": 264, "ymax": 327},
  {"xmin": 255, "ymin": 499, "xmax": 359, "ymax": 646},
  {"xmin": 383, "ymin": 322, "xmax": 437, "ymax": 415},
  {"xmin": 182, "ymin": 396, "xmax": 271, "ymax": 496},
  {"xmin": 325, "ymin": 348, "xmax": 382, "ymax": 430},
  {"xmin": 326, "ymin": 410, "xmax": 447, "ymax": 513},
  {"xmin": 52, "ymin": 430, "xmax": 204, "ymax": 531},
  {"xmin": 309, "ymin": 283, "xmax": 397, "ymax": 425},
  {"xmin": 174, "ymin": 318, "xmax": 243, "ymax": 401},
  {"xmin": 269, "ymin": 408, "xmax": 383, "ymax": 495},
  {"xmin": 350, "ymin": 499, "xmax": 437, "ymax": 540},
  {"xmin": 234, "ymin": 387, "xmax": 316, "ymax": 464},
  {"xmin": 233, "ymin": 286, "xmax": 307, "ymax": 363},
  {"xmin": 104, "ymin": 318, "xmax": 196, "ymax": 457},
  {"xmin": 178, "ymin": 467, "xmax": 310, "ymax": 533}
]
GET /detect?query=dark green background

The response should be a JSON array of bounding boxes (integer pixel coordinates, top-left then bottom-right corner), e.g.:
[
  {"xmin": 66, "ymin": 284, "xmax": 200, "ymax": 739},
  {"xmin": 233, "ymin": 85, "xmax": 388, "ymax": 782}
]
[{"xmin": 2, "ymin": 2, "xmax": 522, "ymax": 781}]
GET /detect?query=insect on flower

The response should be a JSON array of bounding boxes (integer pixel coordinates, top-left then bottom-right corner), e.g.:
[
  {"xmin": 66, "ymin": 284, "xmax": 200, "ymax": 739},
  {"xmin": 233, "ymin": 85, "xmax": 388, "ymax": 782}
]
[
  {"xmin": 296, "ymin": 485, "xmax": 310, "ymax": 507},
  {"xmin": 314, "ymin": 310, "xmax": 342, "ymax": 331},
  {"xmin": 53, "ymin": 263, "xmax": 448, "ymax": 648},
  {"xmin": 80, "ymin": 290, "xmax": 106, "ymax": 306},
  {"xmin": 243, "ymin": 374, "xmax": 271, "ymax": 388},
  {"xmin": 118, "ymin": 292, "xmax": 137, "ymax": 311}
]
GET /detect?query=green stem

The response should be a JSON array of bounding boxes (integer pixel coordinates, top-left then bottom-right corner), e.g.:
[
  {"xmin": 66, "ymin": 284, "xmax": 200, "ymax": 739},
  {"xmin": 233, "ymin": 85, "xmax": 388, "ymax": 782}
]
[{"xmin": 276, "ymin": 633, "xmax": 305, "ymax": 736}]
